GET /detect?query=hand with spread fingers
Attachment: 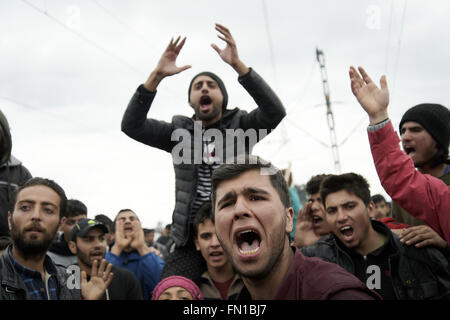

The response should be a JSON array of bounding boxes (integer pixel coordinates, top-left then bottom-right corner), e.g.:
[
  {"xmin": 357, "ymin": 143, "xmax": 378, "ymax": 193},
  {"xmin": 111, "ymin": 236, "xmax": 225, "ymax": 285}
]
[
  {"xmin": 349, "ymin": 66, "xmax": 390, "ymax": 125},
  {"xmin": 81, "ymin": 259, "xmax": 114, "ymax": 300},
  {"xmin": 292, "ymin": 202, "xmax": 320, "ymax": 248},
  {"xmin": 399, "ymin": 225, "xmax": 448, "ymax": 249},
  {"xmin": 144, "ymin": 36, "xmax": 192, "ymax": 91},
  {"xmin": 211, "ymin": 23, "xmax": 249, "ymax": 76}
]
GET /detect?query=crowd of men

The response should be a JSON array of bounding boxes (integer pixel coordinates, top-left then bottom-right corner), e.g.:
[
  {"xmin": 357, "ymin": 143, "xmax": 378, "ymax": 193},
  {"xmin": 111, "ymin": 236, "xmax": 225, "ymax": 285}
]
[{"xmin": 0, "ymin": 24, "xmax": 449, "ymax": 301}]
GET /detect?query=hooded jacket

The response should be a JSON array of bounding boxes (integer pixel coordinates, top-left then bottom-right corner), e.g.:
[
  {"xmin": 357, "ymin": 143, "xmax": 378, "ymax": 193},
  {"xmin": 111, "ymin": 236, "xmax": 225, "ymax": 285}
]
[
  {"xmin": 0, "ymin": 110, "xmax": 32, "ymax": 236},
  {"xmin": 121, "ymin": 68, "xmax": 286, "ymax": 247}
]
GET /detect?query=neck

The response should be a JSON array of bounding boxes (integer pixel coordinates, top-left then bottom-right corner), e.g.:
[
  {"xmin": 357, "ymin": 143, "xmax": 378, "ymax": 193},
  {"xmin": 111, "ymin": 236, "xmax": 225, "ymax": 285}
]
[
  {"xmin": 355, "ymin": 227, "xmax": 385, "ymax": 256},
  {"xmin": 11, "ymin": 246, "xmax": 46, "ymax": 278},
  {"xmin": 207, "ymin": 262, "xmax": 235, "ymax": 283},
  {"xmin": 418, "ymin": 162, "xmax": 446, "ymax": 177},
  {"xmin": 243, "ymin": 243, "xmax": 293, "ymax": 300}
]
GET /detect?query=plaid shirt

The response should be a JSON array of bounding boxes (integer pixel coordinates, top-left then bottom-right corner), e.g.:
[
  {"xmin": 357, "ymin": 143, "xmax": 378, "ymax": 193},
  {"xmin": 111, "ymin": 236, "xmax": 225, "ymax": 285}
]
[{"xmin": 8, "ymin": 247, "xmax": 60, "ymax": 300}]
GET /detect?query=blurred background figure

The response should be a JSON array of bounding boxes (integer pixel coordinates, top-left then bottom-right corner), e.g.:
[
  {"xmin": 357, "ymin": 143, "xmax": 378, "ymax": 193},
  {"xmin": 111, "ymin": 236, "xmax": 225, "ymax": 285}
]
[{"xmin": 0, "ymin": 109, "xmax": 32, "ymax": 237}]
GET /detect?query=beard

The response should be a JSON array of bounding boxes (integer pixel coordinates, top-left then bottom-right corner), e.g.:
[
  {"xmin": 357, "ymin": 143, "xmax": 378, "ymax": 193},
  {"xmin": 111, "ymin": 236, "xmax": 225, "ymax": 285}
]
[
  {"xmin": 194, "ymin": 104, "xmax": 221, "ymax": 123},
  {"xmin": 10, "ymin": 220, "xmax": 57, "ymax": 260}
]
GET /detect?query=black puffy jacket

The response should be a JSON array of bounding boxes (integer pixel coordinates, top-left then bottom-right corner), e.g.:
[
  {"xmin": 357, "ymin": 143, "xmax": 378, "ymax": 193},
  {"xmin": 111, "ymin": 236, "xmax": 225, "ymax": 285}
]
[{"xmin": 121, "ymin": 68, "xmax": 286, "ymax": 246}]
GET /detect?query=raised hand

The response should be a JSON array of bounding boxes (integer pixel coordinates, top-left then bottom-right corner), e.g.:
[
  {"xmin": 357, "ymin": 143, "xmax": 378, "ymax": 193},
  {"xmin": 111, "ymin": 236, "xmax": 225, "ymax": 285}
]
[
  {"xmin": 110, "ymin": 222, "xmax": 132, "ymax": 256},
  {"xmin": 291, "ymin": 202, "xmax": 320, "ymax": 248},
  {"xmin": 144, "ymin": 36, "xmax": 191, "ymax": 91},
  {"xmin": 349, "ymin": 66, "xmax": 390, "ymax": 125},
  {"xmin": 81, "ymin": 259, "xmax": 114, "ymax": 300},
  {"xmin": 211, "ymin": 23, "xmax": 249, "ymax": 76},
  {"xmin": 130, "ymin": 227, "xmax": 153, "ymax": 256}
]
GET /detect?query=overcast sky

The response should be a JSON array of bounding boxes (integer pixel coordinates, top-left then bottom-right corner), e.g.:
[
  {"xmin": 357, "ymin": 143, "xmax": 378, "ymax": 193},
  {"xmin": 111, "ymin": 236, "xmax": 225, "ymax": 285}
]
[{"xmin": 1, "ymin": 0, "xmax": 449, "ymax": 231}]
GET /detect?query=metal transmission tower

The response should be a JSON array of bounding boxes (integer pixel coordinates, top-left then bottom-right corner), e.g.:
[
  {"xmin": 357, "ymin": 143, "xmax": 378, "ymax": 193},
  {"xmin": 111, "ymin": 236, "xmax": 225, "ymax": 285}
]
[{"xmin": 316, "ymin": 48, "xmax": 341, "ymax": 173}]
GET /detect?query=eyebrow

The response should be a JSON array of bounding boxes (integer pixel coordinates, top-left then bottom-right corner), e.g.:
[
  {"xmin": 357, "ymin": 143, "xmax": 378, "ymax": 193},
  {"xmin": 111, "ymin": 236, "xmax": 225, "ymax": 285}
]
[
  {"xmin": 17, "ymin": 200, "xmax": 57, "ymax": 208},
  {"xmin": 216, "ymin": 187, "xmax": 269, "ymax": 208},
  {"xmin": 194, "ymin": 80, "xmax": 217, "ymax": 86}
]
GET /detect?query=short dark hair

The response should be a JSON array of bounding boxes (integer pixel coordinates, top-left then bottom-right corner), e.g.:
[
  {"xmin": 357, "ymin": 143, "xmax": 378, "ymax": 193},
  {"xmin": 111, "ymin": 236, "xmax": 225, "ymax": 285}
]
[
  {"xmin": 144, "ymin": 228, "xmax": 155, "ymax": 234},
  {"xmin": 305, "ymin": 174, "xmax": 331, "ymax": 196},
  {"xmin": 10, "ymin": 177, "xmax": 67, "ymax": 218},
  {"xmin": 320, "ymin": 173, "xmax": 371, "ymax": 208},
  {"xmin": 95, "ymin": 214, "xmax": 113, "ymax": 232},
  {"xmin": 371, "ymin": 194, "xmax": 387, "ymax": 205},
  {"xmin": 193, "ymin": 201, "xmax": 213, "ymax": 238},
  {"xmin": 65, "ymin": 199, "xmax": 88, "ymax": 218},
  {"xmin": 211, "ymin": 155, "xmax": 290, "ymax": 216},
  {"xmin": 113, "ymin": 209, "xmax": 138, "ymax": 232}
]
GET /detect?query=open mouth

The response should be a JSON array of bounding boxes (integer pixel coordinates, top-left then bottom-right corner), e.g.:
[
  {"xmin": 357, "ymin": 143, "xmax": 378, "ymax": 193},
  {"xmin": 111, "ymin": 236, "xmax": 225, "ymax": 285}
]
[
  {"xmin": 90, "ymin": 251, "xmax": 104, "ymax": 261},
  {"xmin": 312, "ymin": 215, "xmax": 323, "ymax": 225},
  {"xmin": 200, "ymin": 96, "xmax": 212, "ymax": 110},
  {"xmin": 236, "ymin": 229, "xmax": 261, "ymax": 256},
  {"xmin": 340, "ymin": 225, "xmax": 354, "ymax": 240},
  {"xmin": 404, "ymin": 146, "xmax": 415, "ymax": 156}
]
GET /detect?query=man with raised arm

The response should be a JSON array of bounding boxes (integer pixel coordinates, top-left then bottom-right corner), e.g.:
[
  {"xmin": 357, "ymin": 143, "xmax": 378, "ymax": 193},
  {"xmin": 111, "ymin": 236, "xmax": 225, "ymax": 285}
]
[
  {"xmin": 348, "ymin": 66, "xmax": 450, "ymax": 244},
  {"xmin": 121, "ymin": 24, "xmax": 286, "ymax": 282}
]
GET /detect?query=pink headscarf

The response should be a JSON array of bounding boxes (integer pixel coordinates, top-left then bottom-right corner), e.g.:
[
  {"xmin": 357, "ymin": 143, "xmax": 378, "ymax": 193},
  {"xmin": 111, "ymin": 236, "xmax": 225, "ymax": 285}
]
[{"xmin": 152, "ymin": 276, "xmax": 204, "ymax": 300}]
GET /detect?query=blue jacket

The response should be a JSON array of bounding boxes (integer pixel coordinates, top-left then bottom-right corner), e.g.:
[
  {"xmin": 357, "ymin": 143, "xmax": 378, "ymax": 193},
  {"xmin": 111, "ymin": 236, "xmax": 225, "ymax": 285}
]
[{"xmin": 106, "ymin": 250, "xmax": 165, "ymax": 300}]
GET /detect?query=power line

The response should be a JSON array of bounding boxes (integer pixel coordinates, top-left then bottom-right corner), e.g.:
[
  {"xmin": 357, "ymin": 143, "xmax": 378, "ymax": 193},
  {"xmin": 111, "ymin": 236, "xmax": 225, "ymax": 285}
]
[
  {"xmin": 90, "ymin": 0, "xmax": 160, "ymax": 54},
  {"xmin": 0, "ymin": 96, "xmax": 94, "ymax": 131},
  {"xmin": 286, "ymin": 56, "xmax": 318, "ymax": 114},
  {"xmin": 21, "ymin": 0, "xmax": 144, "ymax": 76},
  {"xmin": 391, "ymin": 0, "xmax": 408, "ymax": 106},
  {"xmin": 384, "ymin": 0, "xmax": 394, "ymax": 74},
  {"xmin": 261, "ymin": 0, "xmax": 278, "ymax": 88}
]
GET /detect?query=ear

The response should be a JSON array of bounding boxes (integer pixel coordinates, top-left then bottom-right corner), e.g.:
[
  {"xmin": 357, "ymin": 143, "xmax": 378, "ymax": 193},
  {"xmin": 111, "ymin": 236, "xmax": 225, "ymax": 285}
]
[
  {"xmin": 285, "ymin": 207, "xmax": 294, "ymax": 234},
  {"xmin": 367, "ymin": 201, "xmax": 376, "ymax": 218},
  {"xmin": 58, "ymin": 217, "xmax": 67, "ymax": 231},
  {"xmin": 68, "ymin": 240, "xmax": 77, "ymax": 255},
  {"xmin": 194, "ymin": 236, "xmax": 200, "ymax": 251},
  {"xmin": 8, "ymin": 211, "xmax": 12, "ymax": 232}
]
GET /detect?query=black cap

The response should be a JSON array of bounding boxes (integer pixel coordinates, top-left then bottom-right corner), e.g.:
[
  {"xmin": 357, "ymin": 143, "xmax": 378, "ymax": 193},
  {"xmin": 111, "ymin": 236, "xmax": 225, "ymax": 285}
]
[
  {"xmin": 71, "ymin": 219, "xmax": 108, "ymax": 241},
  {"xmin": 399, "ymin": 103, "xmax": 450, "ymax": 149},
  {"xmin": 188, "ymin": 71, "xmax": 228, "ymax": 111}
]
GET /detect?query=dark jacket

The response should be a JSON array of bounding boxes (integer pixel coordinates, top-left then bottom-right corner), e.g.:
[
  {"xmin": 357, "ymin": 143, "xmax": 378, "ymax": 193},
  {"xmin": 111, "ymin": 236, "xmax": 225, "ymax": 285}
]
[
  {"xmin": 0, "ymin": 247, "xmax": 79, "ymax": 300},
  {"xmin": 0, "ymin": 110, "xmax": 32, "ymax": 237},
  {"xmin": 301, "ymin": 220, "xmax": 450, "ymax": 300},
  {"xmin": 121, "ymin": 68, "xmax": 286, "ymax": 246}
]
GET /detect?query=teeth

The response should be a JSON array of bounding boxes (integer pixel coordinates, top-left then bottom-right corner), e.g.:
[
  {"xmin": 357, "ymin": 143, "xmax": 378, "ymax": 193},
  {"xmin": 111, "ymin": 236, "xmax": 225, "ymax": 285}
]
[
  {"xmin": 239, "ymin": 247, "xmax": 259, "ymax": 255},
  {"xmin": 340, "ymin": 226, "xmax": 351, "ymax": 231},
  {"xmin": 239, "ymin": 230, "xmax": 255, "ymax": 235}
]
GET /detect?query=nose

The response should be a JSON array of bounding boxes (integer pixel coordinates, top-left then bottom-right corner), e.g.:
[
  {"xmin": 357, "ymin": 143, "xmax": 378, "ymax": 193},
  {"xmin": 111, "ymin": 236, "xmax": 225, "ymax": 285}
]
[
  {"xmin": 336, "ymin": 208, "xmax": 348, "ymax": 224},
  {"xmin": 210, "ymin": 234, "xmax": 221, "ymax": 247},
  {"xmin": 30, "ymin": 207, "xmax": 42, "ymax": 221},
  {"xmin": 201, "ymin": 83, "xmax": 209, "ymax": 93},
  {"xmin": 233, "ymin": 197, "xmax": 251, "ymax": 221},
  {"xmin": 311, "ymin": 200, "xmax": 322, "ymax": 213},
  {"xmin": 401, "ymin": 129, "xmax": 412, "ymax": 142}
]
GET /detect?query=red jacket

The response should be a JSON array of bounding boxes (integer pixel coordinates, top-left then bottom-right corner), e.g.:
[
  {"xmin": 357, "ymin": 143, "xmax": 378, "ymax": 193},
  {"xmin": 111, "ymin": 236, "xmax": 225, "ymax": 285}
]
[
  {"xmin": 368, "ymin": 121, "xmax": 450, "ymax": 242},
  {"xmin": 272, "ymin": 248, "xmax": 381, "ymax": 300},
  {"xmin": 378, "ymin": 217, "xmax": 410, "ymax": 230}
]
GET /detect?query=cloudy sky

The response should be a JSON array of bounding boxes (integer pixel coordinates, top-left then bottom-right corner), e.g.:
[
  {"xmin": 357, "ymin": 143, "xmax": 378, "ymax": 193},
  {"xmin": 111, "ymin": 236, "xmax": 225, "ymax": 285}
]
[{"xmin": 1, "ymin": 0, "xmax": 449, "ymax": 230}]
